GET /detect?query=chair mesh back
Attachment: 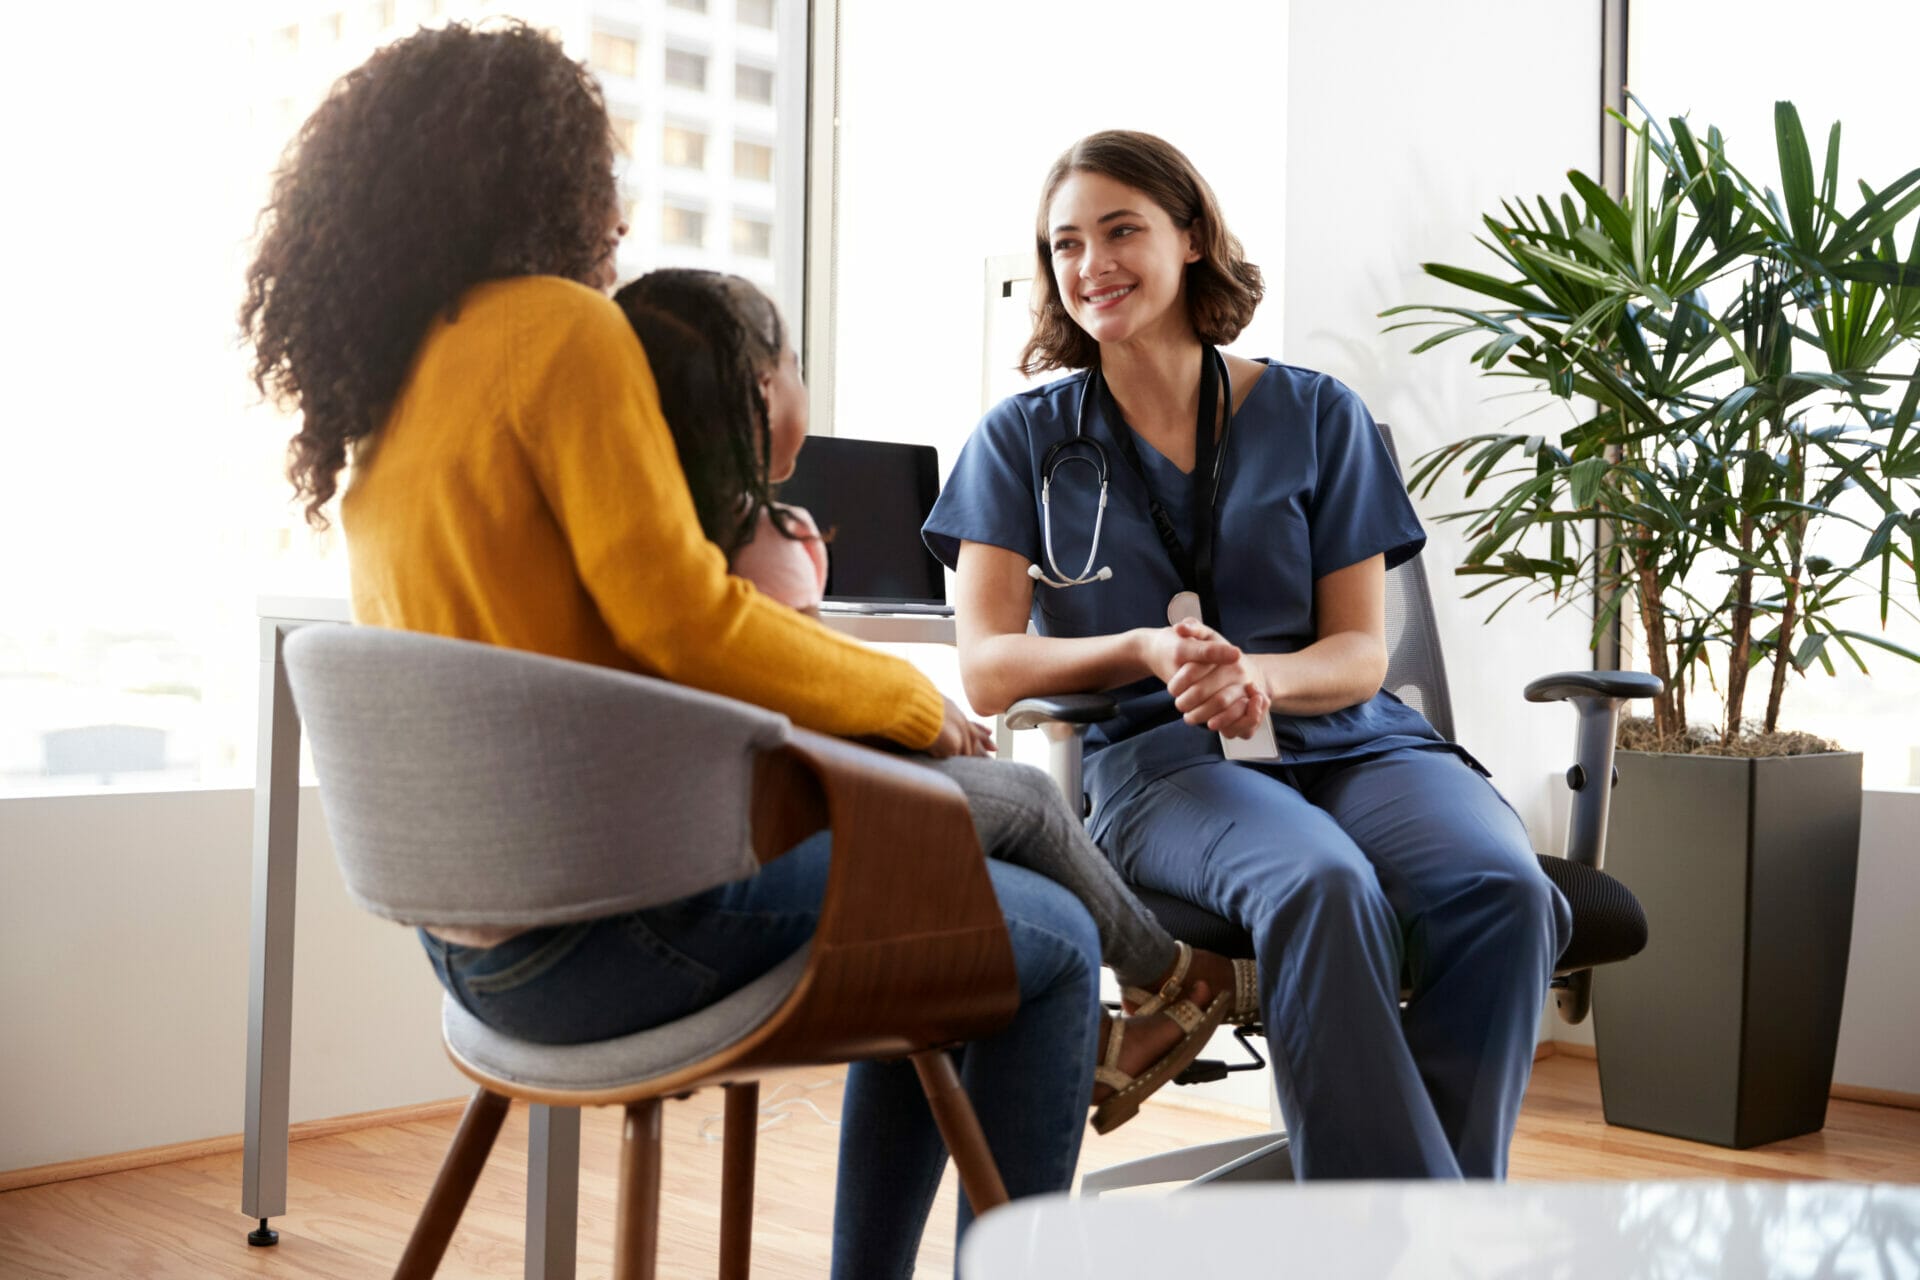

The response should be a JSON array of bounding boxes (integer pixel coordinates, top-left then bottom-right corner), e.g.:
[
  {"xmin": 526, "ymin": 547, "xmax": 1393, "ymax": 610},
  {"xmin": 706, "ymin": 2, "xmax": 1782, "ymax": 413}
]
[
  {"xmin": 283, "ymin": 626, "xmax": 792, "ymax": 928},
  {"xmin": 1376, "ymin": 424, "xmax": 1456, "ymax": 744}
]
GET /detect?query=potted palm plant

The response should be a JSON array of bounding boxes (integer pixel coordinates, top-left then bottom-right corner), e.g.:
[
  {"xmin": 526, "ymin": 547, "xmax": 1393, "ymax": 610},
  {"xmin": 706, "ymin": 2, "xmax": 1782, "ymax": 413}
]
[{"xmin": 1386, "ymin": 101, "xmax": 1920, "ymax": 1147}]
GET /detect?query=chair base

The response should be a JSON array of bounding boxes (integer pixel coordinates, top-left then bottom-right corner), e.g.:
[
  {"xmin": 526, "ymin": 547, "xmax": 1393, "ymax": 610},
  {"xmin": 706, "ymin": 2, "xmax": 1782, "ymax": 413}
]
[
  {"xmin": 397, "ymin": 1051, "xmax": 1008, "ymax": 1277},
  {"xmin": 1079, "ymin": 1130, "xmax": 1292, "ymax": 1197}
]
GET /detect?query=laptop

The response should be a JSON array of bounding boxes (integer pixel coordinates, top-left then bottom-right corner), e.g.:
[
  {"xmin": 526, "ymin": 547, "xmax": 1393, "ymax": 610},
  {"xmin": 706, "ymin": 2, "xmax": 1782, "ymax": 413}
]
[{"xmin": 774, "ymin": 436, "xmax": 953, "ymax": 615}]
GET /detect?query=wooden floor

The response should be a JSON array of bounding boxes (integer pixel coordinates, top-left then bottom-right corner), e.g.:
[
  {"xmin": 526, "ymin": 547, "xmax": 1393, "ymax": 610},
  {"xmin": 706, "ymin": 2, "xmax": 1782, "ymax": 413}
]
[{"xmin": 3, "ymin": 1055, "xmax": 1916, "ymax": 1278}]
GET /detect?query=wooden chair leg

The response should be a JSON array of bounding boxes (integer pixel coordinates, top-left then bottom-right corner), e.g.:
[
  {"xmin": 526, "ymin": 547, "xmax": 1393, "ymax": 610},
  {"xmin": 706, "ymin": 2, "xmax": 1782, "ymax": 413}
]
[
  {"xmin": 910, "ymin": 1050, "xmax": 1009, "ymax": 1214},
  {"xmin": 719, "ymin": 1082, "xmax": 759, "ymax": 1280},
  {"xmin": 612, "ymin": 1099, "xmax": 664, "ymax": 1280},
  {"xmin": 393, "ymin": 1088, "xmax": 511, "ymax": 1280}
]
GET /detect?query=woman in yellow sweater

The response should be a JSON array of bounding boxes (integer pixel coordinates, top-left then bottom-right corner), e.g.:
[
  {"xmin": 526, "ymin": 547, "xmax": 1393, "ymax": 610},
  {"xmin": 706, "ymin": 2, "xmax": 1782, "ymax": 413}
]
[{"xmin": 239, "ymin": 22, "xmax": 1109, "ymax": 1272}]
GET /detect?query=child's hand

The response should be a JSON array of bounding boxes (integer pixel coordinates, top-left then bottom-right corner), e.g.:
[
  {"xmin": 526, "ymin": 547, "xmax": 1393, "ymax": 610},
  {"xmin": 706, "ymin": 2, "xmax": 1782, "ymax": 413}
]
[{"xmin": 928, "ymin": 697, "xmax": 995, "ymax": 758}]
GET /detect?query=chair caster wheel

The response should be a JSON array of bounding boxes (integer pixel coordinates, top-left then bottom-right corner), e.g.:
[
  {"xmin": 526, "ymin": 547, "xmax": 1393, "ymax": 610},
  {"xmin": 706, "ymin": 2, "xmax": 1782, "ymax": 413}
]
[{"xmin": 248, "ymin": 1219, "xmax": 280, "ymax": 1247}]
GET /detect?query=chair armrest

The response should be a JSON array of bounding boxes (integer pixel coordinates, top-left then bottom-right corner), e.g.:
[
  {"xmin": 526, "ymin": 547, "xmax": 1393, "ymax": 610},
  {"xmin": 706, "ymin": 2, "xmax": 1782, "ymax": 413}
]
[
  {"xmin": 1003, "ymin": 694, "xmax": 1116, "ymax": 816},
  {"xmin": 742, "ymin": 729, "xmax": 1020, "ymax": 1063},
  {"xmin": 1005, "ymin": 693, "xmax": 1119, "ymax": 731},
  {"xmin": 1524, "ymin": 670, "xmax": 1665, "ymax": 703},
  {"xmin": 1523, "ymin": 670, "xmax": 1661, "ymax": 874}
]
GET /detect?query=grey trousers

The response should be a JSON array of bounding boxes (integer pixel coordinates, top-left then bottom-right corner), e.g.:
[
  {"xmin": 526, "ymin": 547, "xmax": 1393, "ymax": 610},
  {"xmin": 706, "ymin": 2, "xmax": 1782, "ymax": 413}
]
[{"xmin": 925, "ymin": 756, "xmax": 1177, "ymax": 989}]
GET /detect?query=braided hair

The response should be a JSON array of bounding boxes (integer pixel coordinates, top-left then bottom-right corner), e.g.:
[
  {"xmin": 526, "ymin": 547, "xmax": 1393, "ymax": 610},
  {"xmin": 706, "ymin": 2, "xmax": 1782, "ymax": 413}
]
[{"xmin": 613, "ymin": 270, "xmax": 806, "ymax": 555}]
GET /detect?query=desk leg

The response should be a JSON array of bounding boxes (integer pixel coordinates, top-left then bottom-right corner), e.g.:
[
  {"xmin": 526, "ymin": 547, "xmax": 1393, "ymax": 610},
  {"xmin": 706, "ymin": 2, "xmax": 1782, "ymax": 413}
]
[
  {"xmin": 242, "ymin": 620, "xmax": 303, "ymax": 1244},
  {"xmin": 525, "ymin": 1106, "xmax": 580, "ymax": 1280}
]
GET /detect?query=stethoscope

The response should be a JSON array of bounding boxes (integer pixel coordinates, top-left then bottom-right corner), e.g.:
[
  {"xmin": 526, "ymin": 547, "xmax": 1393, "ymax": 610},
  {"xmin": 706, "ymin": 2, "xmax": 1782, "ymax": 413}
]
[{"xmin": 1029, "ymin": 345, "xmax": 1233, "ymax": 590}]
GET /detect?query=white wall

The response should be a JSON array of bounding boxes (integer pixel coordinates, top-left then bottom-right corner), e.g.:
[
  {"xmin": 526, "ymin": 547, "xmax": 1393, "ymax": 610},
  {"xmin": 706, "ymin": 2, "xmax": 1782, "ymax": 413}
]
[
  {"xmin": 1, "ymin": 788, "xmax": 463, "ymax": 1173},
  {"xmin": 1281, "ymin": 0, "xmax": 1603, "ymax": 843},
  {"xmin": 1832, "ymin": 790, "xmax": 1920, "ymax": 1094},
  {"xmin": 829, "ymin": 0, "xmax": 1290, "ymax": 454}
]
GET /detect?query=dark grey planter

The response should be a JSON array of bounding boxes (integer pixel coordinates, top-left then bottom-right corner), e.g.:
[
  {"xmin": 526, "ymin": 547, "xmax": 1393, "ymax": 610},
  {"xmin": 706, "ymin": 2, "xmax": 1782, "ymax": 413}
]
[{"xmin": 1593, "ymin": 749, "xmax": 1862, "ymax": 1149}]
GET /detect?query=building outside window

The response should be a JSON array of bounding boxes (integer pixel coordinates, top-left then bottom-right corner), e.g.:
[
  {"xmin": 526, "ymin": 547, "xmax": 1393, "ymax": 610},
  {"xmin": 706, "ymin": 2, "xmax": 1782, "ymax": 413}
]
[
  {"xmin": 733, "ymin": 138, "xmax": 774, "ymax": 182},
  {"xmin": 662, "ymin": 123, "xmax": 707, "ymax": 170},
  {"xmin": 736, "ymin": 0, "xmax": 775, "ymax": 29},
  {"xmin": 732, "ymin": 214, "xmax": 773, "ymax": 258},
  {"xmin": 662, "ymin": 201, "xmax": 708, "ymax": 247},
  {"xmin": 665, "ymin": 47, "xmax": 708, "ymax": 91},
  {"xmin": 2, "ymin": 1, "xmax": 804, "ymax": 798},
  {"xmin": 609, "ymin": 112, "xmax": 639, "ymax": 154},
  {"xmin": 735, "ymin": 61, "xmax": 773, "ymax": 105},
  {"xmin": 591, "ymin": 30, "xmax": 638, "ymax": 78}
]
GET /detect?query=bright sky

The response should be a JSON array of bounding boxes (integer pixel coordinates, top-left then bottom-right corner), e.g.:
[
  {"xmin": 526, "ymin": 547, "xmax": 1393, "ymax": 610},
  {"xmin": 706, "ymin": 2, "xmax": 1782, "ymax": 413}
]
[{"xmin": 2, "ymin": 3, "xmax": 273, "ymax": 634}]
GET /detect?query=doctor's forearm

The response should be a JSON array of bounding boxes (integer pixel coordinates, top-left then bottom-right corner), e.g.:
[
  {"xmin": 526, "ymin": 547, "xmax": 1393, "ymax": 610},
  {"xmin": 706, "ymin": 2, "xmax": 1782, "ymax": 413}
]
[
  {"xmin": 957, "ymin": 629, "xmax": 1156, "ymax": 716},
  {"xmin": 1253, "ymin": 632, "xmax": 1388, "ymax": 716}
]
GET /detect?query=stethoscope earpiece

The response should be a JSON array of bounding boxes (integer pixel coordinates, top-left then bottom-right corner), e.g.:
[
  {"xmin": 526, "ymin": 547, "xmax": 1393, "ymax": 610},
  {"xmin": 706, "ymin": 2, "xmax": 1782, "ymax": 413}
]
[{"xmin": 1027, "ymin": 560, "xmax": 1111, "ymax": 588}]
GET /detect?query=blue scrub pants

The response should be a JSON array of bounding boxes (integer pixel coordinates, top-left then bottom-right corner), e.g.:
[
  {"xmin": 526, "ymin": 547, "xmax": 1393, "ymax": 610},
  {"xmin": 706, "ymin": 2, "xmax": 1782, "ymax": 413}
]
[{"xmin": 1101, "ymin": 746, "xmax": 1572, "ymax": 1179}]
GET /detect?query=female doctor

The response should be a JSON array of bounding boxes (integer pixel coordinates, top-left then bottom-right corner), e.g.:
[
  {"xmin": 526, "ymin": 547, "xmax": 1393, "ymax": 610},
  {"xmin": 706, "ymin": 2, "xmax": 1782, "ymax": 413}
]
[{"xmin": 923, "ymin": 130, "xmax": 1572, "ymax": 1180}]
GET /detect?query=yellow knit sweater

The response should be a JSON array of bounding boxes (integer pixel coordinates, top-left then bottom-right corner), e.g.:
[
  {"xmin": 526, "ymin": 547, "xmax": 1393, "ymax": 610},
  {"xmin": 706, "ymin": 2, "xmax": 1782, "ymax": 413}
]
[{"xmin": 342, "ymin": 275, "xmax": 944, "ymax": 749}]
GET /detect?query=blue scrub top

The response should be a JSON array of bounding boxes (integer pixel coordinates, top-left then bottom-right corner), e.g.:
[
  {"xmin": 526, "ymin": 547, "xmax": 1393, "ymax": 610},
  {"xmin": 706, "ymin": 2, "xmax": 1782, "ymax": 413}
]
[{"xmin": 923, "ymin": 359, "xmax": 1463, "ymax": 819}]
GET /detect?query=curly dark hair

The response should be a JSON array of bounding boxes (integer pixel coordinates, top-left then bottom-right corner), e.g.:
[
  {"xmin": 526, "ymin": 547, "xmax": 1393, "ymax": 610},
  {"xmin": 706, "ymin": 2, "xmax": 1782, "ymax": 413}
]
[
  {"xmin": 1019, "ymin": 130, "xmax": 1265, "ymax": 376},
  {"xmin": 240, "ymin": 21, "xmax": 618, "ymax": 528},
  {"xmin": 613, "ymin": 270, "xmax": 802, "ymax": 556}
]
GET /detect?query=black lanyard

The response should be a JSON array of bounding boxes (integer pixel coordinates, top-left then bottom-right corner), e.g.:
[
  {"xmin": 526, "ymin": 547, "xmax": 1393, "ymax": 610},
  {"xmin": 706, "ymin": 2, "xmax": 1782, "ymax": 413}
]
[{"xmin": 1099, "ymin": 345, "xmax": 1230, "ymax": 629}]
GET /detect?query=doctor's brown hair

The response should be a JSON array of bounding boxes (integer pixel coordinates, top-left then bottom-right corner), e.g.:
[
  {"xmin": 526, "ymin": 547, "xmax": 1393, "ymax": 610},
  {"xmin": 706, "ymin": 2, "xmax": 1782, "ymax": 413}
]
[{"xmin": 1019, "ymin": 130, "xmax": 1264, "ymax": 376}]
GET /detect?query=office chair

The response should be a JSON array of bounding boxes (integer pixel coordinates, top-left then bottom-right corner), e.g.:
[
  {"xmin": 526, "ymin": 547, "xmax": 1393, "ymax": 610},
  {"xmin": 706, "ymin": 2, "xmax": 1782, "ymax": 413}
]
[
  {"xmin": 1004, "ymin": 424, "xmax": 1657, "ymax": 1192},
  {"xmin": 283, "ymin": 626, "xmax": 1020, "ymax": 1279}
]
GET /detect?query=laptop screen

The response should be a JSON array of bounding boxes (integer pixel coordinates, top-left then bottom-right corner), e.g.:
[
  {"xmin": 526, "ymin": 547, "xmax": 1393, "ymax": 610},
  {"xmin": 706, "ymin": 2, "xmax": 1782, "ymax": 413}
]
[{"xmin": 774, "ymin": 436, "xmax": 947, "ymax": 609}]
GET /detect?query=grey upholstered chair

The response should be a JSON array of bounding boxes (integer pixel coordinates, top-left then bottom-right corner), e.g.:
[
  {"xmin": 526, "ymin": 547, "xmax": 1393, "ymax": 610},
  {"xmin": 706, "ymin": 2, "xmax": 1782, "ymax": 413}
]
[
  {"xmin": 283, "ymin": 625, "xmax": 1020, "ymax": 1279},
  {"xmin": 1004, "ymin": 423, "xmax": 1657, "ymax": 1192}
]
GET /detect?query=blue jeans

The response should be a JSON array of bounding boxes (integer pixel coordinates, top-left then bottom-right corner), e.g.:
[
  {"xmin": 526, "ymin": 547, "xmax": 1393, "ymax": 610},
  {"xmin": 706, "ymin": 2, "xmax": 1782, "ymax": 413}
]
[{"xmin": 420, "ymin": 833, "xmax": 1100, "ymax": 1277}]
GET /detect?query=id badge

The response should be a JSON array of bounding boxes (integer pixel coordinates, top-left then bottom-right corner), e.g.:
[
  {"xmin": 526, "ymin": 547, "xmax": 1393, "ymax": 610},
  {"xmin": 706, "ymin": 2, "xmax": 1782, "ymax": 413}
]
[
  {"xmin": 1222, "ymin": 716, "xmax": 1280, "ymax": 761},
  {"xmin": 1166, "ymin": 594, "xmax": 1280, "ymax": 761}
]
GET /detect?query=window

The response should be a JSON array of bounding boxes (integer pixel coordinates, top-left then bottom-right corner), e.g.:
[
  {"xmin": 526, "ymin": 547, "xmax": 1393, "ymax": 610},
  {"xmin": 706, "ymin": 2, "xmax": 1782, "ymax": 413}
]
[
  {"xmin": 732, "ymin": 214, "xmax": 773, "ymax": 258},
  {"xmin": 609, "ymin": 112, "xmax": 639, "ymax": 154},
  {"xmin": 733, "ymin": 138, "xmax": 774, "ymax": 182},
  {"xmin": 371, "ymin": 0, "xmax": 396, "ymax": 29},
  {"xmin": 2, "ymin": 3, "xmax": 807, "ymax": 798},
  {"xmin": 668, "ymin": 0, "xmax": 709, "ymax": 10},
  {"xmin": 662, "ymin": 124, "xmax": 707, "ymax": 170},
  {"xmin": 662, "ymin": 202, "xmax": 707, "ymax": 247},
  {"xmin": 665, "ymin": 47, "xmax": 708, "ymax": 91},
  {"xmin": 592, "ymin": 31, "xmax": 638, "ymax": 78},
  {"xmin": 737, "ymin": 0, "xmax": 775, "ymax": 29},
  {"xmin": 325, "ymin": 12, "xmax": 345, "ymax": 40},
  {"xmin": 734, "ymin": 62, "xmax": 774, "ymax": 105}
]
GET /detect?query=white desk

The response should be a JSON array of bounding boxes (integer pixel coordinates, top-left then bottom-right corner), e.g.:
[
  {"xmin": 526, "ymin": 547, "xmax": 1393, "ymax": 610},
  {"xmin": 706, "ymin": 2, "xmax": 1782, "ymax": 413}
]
[
  {"xmin": 960, "ymin": 1180, "xmax": 1920, "ymax": 1279},
  {"xmin": 242, "ymin": 595, "xmax": 958, "ymax": 1273}
]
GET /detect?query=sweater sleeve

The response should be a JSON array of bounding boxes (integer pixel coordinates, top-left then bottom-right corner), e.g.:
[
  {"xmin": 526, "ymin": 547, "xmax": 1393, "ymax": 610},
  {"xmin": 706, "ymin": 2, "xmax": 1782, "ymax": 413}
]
[{"xmin": 504, "ymin": 282, "xmax": 943, "ymax": 748}]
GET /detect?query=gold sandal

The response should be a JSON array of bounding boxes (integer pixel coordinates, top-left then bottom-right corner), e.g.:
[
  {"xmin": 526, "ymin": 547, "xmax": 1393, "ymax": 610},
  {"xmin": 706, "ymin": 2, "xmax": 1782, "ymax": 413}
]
[
  {"xmin": 1122, "ymin": 942, "xmax": 1261, "ymax": 1025},
  {"xmin": 1091, "ymin": 977, "xmax": 1232, "ymax": 1134}
]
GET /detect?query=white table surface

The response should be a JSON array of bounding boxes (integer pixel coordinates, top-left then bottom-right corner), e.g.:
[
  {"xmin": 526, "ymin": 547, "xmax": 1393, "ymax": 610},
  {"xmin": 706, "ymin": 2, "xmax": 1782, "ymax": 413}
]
[{"xmin": 959, "ymin": 1181, "xmax": 1920, "ymax": 1279}]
